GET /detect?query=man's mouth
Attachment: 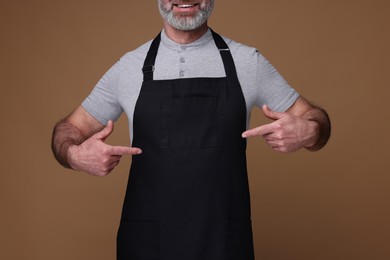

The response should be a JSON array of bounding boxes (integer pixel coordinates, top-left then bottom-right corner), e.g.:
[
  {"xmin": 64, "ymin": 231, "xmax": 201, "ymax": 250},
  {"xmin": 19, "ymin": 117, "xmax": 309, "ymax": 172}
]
[{"xmin": 173, "ymin": 3, "xmax": 199, "ymax": 9}]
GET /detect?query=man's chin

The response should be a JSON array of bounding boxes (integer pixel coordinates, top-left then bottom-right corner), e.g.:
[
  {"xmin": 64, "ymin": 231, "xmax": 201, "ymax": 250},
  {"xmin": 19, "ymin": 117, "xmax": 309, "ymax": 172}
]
[{"xmin": 166, "ymin": 16, "xmax": 202, "ymax": 31}]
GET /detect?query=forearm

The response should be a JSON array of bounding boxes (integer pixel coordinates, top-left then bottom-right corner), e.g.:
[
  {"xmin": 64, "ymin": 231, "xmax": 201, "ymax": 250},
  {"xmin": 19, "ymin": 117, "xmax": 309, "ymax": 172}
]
[
  {"xmin": 302, "ymin": 106, "xmax": 331, "ymax": 151},
  {"xmin": 51, "ymin": 119, "xmax": 86, "ymax": 169}
]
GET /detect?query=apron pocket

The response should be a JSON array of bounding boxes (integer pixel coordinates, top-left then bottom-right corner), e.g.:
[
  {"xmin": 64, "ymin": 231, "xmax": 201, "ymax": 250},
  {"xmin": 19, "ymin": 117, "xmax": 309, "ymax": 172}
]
[
  {"xmin": 226, "ymin": 219, "xmax": 255, "ymax": 260},
  {"xmin": 160, "ymin": 96, "xmax": 218, "ymax": 149},
  {"xmin": 117, "ymin": 220, "xmax": 159, "ymax": 260}
]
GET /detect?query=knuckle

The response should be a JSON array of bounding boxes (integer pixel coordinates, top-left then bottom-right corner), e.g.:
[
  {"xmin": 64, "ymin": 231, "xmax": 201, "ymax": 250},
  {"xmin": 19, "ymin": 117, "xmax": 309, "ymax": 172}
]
[
  {"xmin": 280, "ymin": 147, "xmax": 288, "ymax": 153},
  {"xmin": 93, "ymin": 171, "xmax": 105, "ymax": 177},
  {"xmin": 274, "ymin": 122, "xmax": 283, "ymax": 130},
  {"xmin": 275, "ymin": 133, "xmax": 284, "ymax": 140},
  {"xmin": 275, "ymin": 146, "xmax": 287, "ymax": 153},
  {"xmin": 101, "ymin": 157, "xmax": 111, "ymax": 166},
  {"xmin": 101, "ymin": 168, "xmax": 111, "ymax": 175},
  {"xmin": 101, "ymin": 146, "xmax": 110, "ymax": 155},
  {"xmin": 279, "ymin": 140, "xmax": 287, "ymax": 146}
]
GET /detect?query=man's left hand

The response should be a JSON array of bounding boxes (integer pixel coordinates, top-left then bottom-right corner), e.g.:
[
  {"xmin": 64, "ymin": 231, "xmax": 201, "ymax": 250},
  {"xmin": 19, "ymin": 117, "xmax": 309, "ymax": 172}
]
[{"xmin": 242, "ymin": 105, "xmax": 319, "ymax": 153}]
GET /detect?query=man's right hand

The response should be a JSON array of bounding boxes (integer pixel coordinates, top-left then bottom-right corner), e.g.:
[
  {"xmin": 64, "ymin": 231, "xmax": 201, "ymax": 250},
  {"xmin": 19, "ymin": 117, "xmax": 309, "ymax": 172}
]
[{"xmin": 67, "ymin": 120, "xmax": 142, "ymax": 177}]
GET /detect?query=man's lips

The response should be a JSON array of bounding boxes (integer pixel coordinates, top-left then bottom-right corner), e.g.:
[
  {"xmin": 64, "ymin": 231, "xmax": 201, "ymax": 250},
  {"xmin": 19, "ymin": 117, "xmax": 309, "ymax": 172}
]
[
  {"xmin": 173, "ymin": 3, "xmax": 199, "ymax": 11},
  {"xmin": 173, "ymin": 3, "xmax": 199, "ymax": 8}
]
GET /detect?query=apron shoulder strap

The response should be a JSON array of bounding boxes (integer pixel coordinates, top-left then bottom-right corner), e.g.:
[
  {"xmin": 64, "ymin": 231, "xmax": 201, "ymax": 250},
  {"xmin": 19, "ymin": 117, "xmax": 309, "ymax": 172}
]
[
  {"xmin": 142, "ymin": 33, "xmax": 161, "ymax": 81},
  {"xmin": 210, "ymin": 29, "xmax": 240, "ymax": 82}
]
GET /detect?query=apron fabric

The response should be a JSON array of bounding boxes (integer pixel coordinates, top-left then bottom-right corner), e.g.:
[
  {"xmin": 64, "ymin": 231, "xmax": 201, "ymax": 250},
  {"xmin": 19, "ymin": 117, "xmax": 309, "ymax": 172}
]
[{"xmin": 117, "ymin": 30, "xmax": 255, "ymax": 260}]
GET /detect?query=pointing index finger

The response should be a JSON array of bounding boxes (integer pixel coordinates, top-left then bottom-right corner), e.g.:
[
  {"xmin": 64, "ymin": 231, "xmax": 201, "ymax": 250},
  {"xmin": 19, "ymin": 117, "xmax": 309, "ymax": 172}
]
[
  {"xmin": 242, "ymin": 123, "xmax": 274, "ymax": 138},
  {"xmin": 110, "ymin": 146, "xmax": 142, "ymax": 156}
]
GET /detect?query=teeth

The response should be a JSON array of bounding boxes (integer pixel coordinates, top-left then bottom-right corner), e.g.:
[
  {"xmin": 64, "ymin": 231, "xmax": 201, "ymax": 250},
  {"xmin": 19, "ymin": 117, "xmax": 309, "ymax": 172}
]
[{"xmin": 177, "ymin": 4, "xmax": 195, "ymax": 8}]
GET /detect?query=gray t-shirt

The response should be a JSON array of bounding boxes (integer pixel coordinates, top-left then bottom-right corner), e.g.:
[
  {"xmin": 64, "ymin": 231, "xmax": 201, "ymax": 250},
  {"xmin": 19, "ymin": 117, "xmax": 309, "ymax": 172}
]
[{"xmin": 82, "ymin": 29, "xmax": 299, "ymax": 143}]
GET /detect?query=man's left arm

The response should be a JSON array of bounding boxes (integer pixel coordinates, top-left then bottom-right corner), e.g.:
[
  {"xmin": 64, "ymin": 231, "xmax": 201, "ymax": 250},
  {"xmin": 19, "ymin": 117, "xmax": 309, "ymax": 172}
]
[{"xmin": 242, "ymin": 96, "xmax": 331, "ymax": 153}]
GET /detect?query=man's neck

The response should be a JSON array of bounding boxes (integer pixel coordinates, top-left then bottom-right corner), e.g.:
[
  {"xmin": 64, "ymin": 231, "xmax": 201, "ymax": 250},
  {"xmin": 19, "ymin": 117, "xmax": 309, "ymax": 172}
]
[{"xmin": 163, "ymin": 22, "xmax": 209, "ymax": 45}]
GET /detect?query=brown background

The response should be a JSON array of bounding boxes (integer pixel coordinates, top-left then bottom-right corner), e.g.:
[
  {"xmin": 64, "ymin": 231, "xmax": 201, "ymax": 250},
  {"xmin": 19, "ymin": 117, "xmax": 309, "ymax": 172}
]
[{"xmin": 1, "ymin": 0, "xmax": 389, "ymax": 259}]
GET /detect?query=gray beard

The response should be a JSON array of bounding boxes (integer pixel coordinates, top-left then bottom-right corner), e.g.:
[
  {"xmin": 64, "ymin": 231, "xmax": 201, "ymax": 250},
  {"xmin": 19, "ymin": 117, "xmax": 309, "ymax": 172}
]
[{"xmin": 158, "ymin": 1, "xmax": 214, "ymax": 31}]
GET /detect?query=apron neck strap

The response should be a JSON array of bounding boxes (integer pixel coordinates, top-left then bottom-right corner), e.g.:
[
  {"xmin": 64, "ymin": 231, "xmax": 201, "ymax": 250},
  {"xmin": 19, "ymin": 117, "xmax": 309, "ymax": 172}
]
[
  {"xmin": 209, "ymin": 29, "xmax": 239, "ymax": 82},
  {"xmin": 142, "ymin": 29, "xmax": 239, "ymax": 82},
  {"xmin": 142, "ymin": 33, "xmax": 161, "ymax": 81}
]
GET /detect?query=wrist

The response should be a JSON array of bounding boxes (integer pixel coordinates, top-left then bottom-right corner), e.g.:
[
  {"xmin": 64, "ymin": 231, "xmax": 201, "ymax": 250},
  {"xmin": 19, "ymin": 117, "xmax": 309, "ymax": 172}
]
[
  {"xmin": 304, "ymin": 120, "xmax": 320, "ymax": 151},
  {"xmin": 66, "ymin": 144, "xmax": 80, "ymax": 170},
  {"xmin": 301, "ymin": 106, "xmax": 331, "ymax": 152}
]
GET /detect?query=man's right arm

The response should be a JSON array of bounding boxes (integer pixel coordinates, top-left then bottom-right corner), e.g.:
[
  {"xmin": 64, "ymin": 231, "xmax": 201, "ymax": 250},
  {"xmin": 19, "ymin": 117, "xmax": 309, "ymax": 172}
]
[{"xmin": 51, "ymin": 106, "xmax": 142, "ymax": 176}]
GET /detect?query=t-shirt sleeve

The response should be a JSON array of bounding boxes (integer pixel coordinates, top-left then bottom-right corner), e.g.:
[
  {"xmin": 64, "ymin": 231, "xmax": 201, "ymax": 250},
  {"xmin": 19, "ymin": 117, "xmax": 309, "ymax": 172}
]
[
  {"xmin": 254, "ymin": 50, "xmax": 300, "ymax": 112},
  {"xmin": 81, "ymin": 59, "xmax": 124, "ymax": 125}
]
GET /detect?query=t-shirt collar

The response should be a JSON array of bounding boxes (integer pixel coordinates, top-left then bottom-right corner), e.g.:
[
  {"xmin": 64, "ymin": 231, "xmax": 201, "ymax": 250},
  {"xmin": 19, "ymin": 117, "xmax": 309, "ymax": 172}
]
[{"xmin": 160, "ymin": 28, "xmax": 213, "ymax": 51}]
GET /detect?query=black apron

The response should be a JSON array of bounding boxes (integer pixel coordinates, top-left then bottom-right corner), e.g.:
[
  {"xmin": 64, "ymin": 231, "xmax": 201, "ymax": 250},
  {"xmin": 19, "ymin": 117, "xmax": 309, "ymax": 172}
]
[{"xmin": 117, "ymin": 30, "xmax": 255, "ymax": 260}]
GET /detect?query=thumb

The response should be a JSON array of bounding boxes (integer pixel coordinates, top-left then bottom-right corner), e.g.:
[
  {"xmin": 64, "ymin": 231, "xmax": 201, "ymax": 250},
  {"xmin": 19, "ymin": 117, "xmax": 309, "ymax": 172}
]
[
  {"xmin": 262, "ymin": 105, "xmax": 284, "ymax": 121},
  {"xmin": 95, "ymin": 120, "xmax": 114, "ymax": 141}
]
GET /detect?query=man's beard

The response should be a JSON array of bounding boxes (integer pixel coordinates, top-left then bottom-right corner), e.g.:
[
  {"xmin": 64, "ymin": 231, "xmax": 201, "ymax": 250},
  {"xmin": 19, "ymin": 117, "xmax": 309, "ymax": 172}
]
[{"xmin": 158, "ymin": 1, "xmax": 215, "ymax": 31}]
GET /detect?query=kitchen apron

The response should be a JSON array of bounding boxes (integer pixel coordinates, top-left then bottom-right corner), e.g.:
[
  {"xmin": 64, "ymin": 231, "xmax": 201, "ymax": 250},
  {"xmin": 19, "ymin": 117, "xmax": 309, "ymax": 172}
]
[{"xmin": 117, "ymin": 30, "xmax": 255, "ymax": 260}]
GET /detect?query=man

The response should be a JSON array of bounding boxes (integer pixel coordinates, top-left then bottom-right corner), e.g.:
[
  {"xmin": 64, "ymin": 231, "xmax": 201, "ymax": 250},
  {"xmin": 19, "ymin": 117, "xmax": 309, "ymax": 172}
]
[{"xmin": 52, "ymin": 0, "xmax": 331, "ymax": 259}]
